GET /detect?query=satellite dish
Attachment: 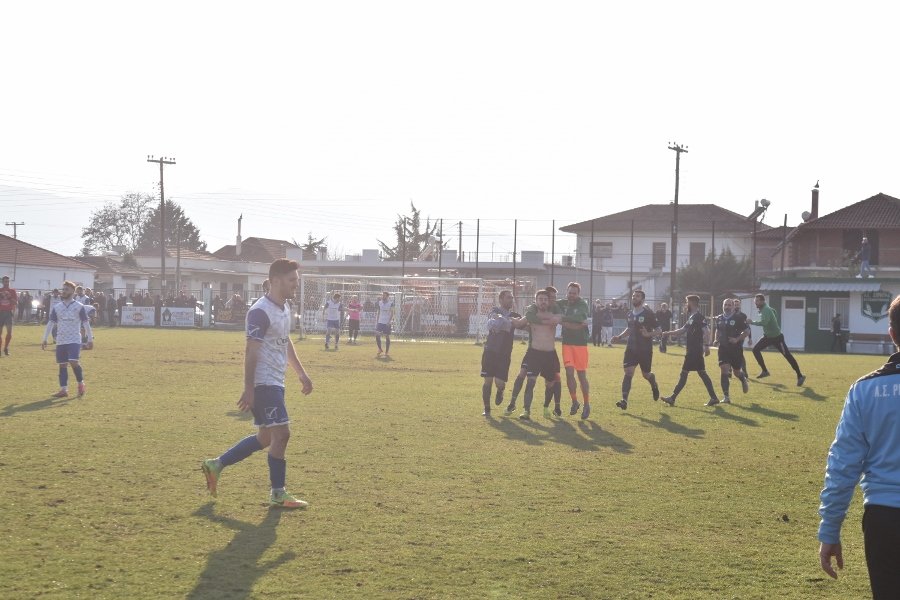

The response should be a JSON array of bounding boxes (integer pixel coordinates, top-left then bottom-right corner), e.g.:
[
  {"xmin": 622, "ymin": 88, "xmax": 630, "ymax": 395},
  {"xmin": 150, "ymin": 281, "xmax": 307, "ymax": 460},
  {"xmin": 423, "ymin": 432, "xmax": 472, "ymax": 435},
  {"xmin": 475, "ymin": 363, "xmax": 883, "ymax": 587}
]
[
  {"xmin": 801, "ymin": 211, "xmax": 811, "ymax": 222},
  {"xmin": 760, "ymin": 199, "xmax": 771, "ymax": 208}
]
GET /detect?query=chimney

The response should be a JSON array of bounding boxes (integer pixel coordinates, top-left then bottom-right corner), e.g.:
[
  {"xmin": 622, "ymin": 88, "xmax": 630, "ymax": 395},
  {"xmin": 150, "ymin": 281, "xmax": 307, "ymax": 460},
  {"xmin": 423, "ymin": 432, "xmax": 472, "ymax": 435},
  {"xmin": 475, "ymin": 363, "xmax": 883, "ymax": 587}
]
[
  {"xmin": 236, "ymin": 214, "xmax": 243, "ymax": 257},
  {"xmin": 811, "ymin": 182, "xmax": 819, "ymax": 220}
]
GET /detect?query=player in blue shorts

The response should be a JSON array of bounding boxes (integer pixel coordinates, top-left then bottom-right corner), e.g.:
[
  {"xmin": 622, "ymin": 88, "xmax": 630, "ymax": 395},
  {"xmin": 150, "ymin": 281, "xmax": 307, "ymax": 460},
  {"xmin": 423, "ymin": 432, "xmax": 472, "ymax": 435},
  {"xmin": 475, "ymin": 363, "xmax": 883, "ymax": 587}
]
[
  {"xmin": 202, "ymin": 259, "xmax": 314, "ymax": 508},
  {"xmin": 41, "ymin": 280, "xmax": 93, "ymax": 398}
]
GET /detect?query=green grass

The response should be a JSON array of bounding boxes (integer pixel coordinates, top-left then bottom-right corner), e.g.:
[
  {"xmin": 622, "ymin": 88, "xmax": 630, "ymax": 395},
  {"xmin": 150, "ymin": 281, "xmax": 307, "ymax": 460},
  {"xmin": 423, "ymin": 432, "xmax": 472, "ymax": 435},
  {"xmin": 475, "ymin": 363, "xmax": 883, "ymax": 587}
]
[{"xmin": 0, "ymin": 326, "xmax": 884, "ymax": 599}]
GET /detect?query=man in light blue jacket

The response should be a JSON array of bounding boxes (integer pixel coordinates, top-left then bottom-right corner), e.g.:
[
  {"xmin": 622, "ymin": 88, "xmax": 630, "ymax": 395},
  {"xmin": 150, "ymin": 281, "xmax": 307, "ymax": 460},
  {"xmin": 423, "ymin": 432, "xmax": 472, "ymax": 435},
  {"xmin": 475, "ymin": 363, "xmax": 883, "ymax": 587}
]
[{"xmin": 818, "ymin": 294, "xmax": 900, "ymax": 598}]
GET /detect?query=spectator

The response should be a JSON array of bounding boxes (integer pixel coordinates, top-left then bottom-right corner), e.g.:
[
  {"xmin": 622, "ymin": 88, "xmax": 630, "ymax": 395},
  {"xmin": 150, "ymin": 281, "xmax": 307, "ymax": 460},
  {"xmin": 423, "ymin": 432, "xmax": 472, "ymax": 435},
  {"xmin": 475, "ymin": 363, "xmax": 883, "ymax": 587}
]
[
  {"xmin": 856, "ymin": 236, "xmax": 874, "ymax": 279},
  {"xmin": 656, "ymin": 302, "xmax": 673, "ymax": 353},
  {"xmin": 117, "ymin": 293, "xmax": 127, "ymax": 325},
  {"xmin": 17, "ymin": 291, "xmax": 28, "ymax": 322},
  {"xmin": 107, "ymin": 291, "xmax": 117, "ymax": 327},
  {"xmin": 831, "ymin": 313, "xmax": 845, "ymax": 353}
]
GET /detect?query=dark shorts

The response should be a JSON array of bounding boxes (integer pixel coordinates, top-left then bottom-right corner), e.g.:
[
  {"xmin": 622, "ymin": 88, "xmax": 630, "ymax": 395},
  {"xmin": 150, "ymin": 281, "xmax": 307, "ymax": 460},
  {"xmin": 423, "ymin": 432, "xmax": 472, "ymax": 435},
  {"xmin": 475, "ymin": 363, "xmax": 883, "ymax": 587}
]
[
  {"xmin": 376, "ymin": 322, "xmax": 392, "ymax": 335},
  {"xmin": 0, "ymin": 312, "xmax": 12, "ymax": 328},
  {"xmin": 523, "ymin": 348, "xmax": 560, "ymax": 380},
  {"xmin": 326, "ymin": 319, "xmax": 340, "ymax": 330},
  {"xmin": 481, "ymin": 349, "xmax": 512, "ymax": 381},
  {"xmin": 56, "ymin": 343, "xmax": 81, "ymax": 364},
  {"xmin": 718, "ymin": 344, "xmax": 744, "ymax": 370},
  {"xmin": 623, "ymin": 346, "xmax": 653, "ymax": 373},
  {"xmin": 348, "ymin": 318, "xmax": 360, "ymax": 331},
  {"xmin": 682, "ymin": 349, "xmax": 706, "ymax": 372},
  {"xmin": 251, "ymin": 385, "xmax": 290, "ymax": 428}
]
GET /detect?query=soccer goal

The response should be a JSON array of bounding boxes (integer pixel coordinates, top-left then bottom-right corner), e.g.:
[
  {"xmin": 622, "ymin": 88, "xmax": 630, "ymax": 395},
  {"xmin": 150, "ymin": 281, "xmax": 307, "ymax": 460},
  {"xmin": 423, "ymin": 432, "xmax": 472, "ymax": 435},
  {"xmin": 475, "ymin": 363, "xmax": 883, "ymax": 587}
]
[{"xmin": 298, "ymin": 274, "xmax": 508, "ymax": 341}]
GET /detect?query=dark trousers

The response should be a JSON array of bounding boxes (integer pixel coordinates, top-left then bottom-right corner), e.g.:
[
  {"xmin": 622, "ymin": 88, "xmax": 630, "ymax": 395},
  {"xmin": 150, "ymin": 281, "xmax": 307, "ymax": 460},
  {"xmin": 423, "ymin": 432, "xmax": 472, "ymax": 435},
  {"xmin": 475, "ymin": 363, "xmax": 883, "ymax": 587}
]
[
  {"xmin": 863, "ymin": 505, "xmax": 900, "ymax": 599},
  {"xmin": 752, "ymin": 334, "xmax": 802, "ymax": 376},
  {"xmin": 591, "ymin": 324, "xmax": 602, "ymax": 346},
  {"xmin": 831, "ymin": 332, "xmax": 845, "ymax": 352}
]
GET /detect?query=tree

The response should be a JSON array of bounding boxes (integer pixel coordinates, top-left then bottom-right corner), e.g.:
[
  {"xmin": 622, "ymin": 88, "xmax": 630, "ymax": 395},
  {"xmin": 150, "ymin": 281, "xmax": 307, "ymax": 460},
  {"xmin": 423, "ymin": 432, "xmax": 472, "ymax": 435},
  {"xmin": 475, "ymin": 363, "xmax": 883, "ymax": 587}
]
[
  {"xmin": 137, "ymin": 199, "xmax": 207, "ymax": 253},
  {"xmin": 80, "ymin": 193, "xmax": 155, "ymax": 255},
  {"xmin": 676, "ymin": 248, "xmax": 753, "ymax": 298},
  {"xmin": 376, "ymin": 202, "xmax": 441, "ymax": 261},
  {"xmin": 294, "ymin": 233, "xmax": 328, "ymax": 260}
]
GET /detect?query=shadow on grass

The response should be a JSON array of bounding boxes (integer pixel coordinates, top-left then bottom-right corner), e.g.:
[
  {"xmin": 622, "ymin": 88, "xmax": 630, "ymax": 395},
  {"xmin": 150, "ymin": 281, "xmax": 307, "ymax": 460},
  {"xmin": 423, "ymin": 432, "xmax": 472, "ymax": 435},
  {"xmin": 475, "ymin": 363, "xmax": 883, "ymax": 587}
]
[
  {"xmin": 733, "ymin": 402, "xmax": 799, "ymax": 421},
  {"xmin": 678, "ymin": 405, "xmax": 759, "ymax": 427},
  {"xmin": 0, "ymin": 395, "xmax": 71, "ymax": 417},
  {"xmin": 801, "ymin": 387, "xmax": 829, "ymax": 402},
  {"xmin": 226, "ymin": 410, "xmax": 253, "ymax": 422},
  {"xmin": 486, "ymin": 414, "xmax": 633, "ymax": 453},
  {"xmin": 189, "ymin": 503, "xmax": 295, "ymax": 600},
  {"xmin": 621, "ymin": 412, "xmax": 705, "ymax": 439}
]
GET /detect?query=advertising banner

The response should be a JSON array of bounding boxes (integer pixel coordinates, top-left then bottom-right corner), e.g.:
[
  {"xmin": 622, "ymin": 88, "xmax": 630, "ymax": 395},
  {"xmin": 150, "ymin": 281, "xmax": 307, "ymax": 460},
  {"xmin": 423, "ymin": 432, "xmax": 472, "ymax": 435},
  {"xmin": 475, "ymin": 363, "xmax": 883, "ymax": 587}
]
[
  {"xmin": 160, "ymin": 307, "xmax": 195, "ymax": 328},
  {"xmin": 121, "ymin": 306, "xmax": 156, "ymax": 327}
]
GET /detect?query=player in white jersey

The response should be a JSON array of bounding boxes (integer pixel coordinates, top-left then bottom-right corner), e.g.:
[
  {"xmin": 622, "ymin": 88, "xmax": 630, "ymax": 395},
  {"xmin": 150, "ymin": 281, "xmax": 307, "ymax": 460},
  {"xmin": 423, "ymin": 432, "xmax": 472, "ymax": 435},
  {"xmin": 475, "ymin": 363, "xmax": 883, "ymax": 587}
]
[
  {"xmin": 202, "ymin": 259, "xmax": 314, "ymax": 509},
  {"xmin": 375, "ymin": 291, "xmax": 394, "ymax": 357},
  {"xmin": 41, "ymin": 281, "xmax": 93, "ymax": 398},
  {"xmin": 323, "ymin": 292, "xmax": 344, "ymax": 350}
]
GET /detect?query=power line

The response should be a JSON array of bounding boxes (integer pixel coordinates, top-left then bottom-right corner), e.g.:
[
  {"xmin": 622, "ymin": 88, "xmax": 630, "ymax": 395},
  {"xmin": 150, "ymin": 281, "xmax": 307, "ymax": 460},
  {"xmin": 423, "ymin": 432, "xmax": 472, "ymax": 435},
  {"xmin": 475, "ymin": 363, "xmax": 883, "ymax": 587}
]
[{"xmin": 5, "ymin": 222, "xmax": 24, "ymax": 238}]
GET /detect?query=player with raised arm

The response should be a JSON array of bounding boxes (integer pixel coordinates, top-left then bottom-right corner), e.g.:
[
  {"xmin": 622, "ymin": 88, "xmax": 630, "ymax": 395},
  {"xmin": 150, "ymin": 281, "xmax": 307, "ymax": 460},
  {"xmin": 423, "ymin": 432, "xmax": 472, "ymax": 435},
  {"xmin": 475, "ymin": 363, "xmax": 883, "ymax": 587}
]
[
  {"xmin": 375, "ymin": 291, "xmax": 394, "ymax": 358},
  {"xmin": 41, "ymin": 281, "xmax": 93, "ymax": 398},
  {"xmin": 323, "ymin": 291, "xmax": 344, "ymax": 350},
  {"xmin": 660, "ymin": 295, "xmax": 720, "ymax": 407},
  {"xmin": 517, "ymin": 290, "xmax": 562, "ymax": 421},
  {"xmin": 480, "ymin": 290, "xmax": 526, "ymax": 416},
  {"xmin": 712, "ymin": 297, "xmax": 750, "ymax": 403},
  {"xmin": 611, "ymin": 290, "xmax": 661, "ymax": 410},
  {"xmin": 201, "ymin": 259, "xmax": 314, "ymax": 509}
]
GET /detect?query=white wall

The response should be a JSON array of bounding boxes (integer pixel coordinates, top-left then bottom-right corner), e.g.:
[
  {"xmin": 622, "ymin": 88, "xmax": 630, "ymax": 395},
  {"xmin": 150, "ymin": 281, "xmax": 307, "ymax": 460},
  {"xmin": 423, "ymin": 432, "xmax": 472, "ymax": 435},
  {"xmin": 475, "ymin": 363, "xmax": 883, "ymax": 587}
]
[
  {"xmin": 575, "ymin": 230, "xmax": 752, "ymax": 272},
  {"xmin": 0, "ymin": 263, "xmax": 95, "ymax": 292}
]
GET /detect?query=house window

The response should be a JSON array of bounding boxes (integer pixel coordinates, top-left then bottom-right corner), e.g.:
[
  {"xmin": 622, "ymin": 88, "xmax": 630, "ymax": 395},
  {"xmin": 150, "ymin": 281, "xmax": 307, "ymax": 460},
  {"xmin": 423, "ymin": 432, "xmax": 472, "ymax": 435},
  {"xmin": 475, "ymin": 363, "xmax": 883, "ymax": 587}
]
[
  {"xmin": 690, "ymin": 242, "xmax": 706, "ymax": 265},
  {"xmin": 652, "ymin": 243, "xmax": 666, "ymax": 269},
  {"xmin": 591, "ymin": 242, "xmax": 613, "ymax": 259},
  {"xmin": 819, "ymin": 298, "xmax": 850, "ymax": 330}
]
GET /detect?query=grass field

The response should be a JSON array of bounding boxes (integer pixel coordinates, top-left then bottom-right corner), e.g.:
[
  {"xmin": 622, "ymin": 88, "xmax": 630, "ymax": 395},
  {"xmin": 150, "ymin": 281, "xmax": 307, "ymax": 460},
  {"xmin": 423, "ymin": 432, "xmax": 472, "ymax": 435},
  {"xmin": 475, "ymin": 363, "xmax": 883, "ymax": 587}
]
[{"xmin": 0, "ymin": 326, "xmax": 886, "ymax": 599}]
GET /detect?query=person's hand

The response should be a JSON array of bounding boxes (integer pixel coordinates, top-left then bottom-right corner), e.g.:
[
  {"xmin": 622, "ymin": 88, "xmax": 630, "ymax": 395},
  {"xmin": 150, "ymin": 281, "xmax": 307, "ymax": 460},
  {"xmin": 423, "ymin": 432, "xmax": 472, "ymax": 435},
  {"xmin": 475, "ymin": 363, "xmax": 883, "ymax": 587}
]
[
  {"xmin": 299, "ymin": 374, "xmax": 313, "ymax": 395},
  {"xmin": 83, "ymin": 341, "xmax": 93, "ymax": 351},
  {"xmin": 704, "ymin": 345, "xmax": 710, "ymax": 357},
  {"xmin": 611, "ymin": 335, "xmax": 619, "ymax": 344},
  {"xmin": 819, "ymin": 542, "xmax": 843, "ymax": 579},
  {"xmin": 238, "ymin": 388, "xmax": 255, "ymax": 412}
]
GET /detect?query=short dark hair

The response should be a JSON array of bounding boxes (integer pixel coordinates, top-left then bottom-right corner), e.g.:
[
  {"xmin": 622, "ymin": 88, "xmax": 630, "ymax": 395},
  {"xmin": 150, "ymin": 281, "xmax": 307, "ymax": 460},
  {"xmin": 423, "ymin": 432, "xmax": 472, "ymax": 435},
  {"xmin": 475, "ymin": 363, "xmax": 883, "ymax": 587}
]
[
  {"xmin": 269, "ymin": 258, "xmax": 299, "ymax": 280},
  {"xmin": 633, "ymin": 289, "xmax": 645, "ymax": 300},
  {"xmin": 536, "ymin": 290, "xmax": 549, "ymax": 300},
  {"xmin": 686, "ymin": 294, "xmax": 701, "ymax": 305},
  {"xmin": 499, "ymin": 290, "xmax": 512, "ymax": 301},
  {"xmin": 755, "ymin": 293, "xmax": 766, "ymax": 302},
  {"xmin": 567, "ymin": 282, "xmax": 581, "ymax": 291},
  {"xmin": 890, "ymin": 295, "xmax": 900, "ymax": 339},
  {"xmin": 545, "ymin": 286, "xmax": 558, "ymax": 294}
]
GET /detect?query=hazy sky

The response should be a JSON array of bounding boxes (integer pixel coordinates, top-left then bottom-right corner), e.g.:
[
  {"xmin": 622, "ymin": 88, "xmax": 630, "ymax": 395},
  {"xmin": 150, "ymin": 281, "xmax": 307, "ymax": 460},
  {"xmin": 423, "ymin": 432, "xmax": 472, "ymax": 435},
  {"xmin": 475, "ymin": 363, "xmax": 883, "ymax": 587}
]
[{"xmin": 2, "ymin": 1, "xmax": 898, "ymax": 260}]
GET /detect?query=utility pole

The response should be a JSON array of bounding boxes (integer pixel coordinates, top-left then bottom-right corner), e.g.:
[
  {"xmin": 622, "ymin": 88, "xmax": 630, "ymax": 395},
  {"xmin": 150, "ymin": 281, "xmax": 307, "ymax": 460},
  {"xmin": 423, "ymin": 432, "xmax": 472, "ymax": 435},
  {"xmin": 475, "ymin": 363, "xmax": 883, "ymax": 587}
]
[
  {"xmin": 176, "ymin": 222, "xmax": 182, "ymax": 293},
  {"xmin": 147, "ymin": 155, "xmax": 176, "ymax": 296},
  {"xmin": 457, "ymin": 221, "xmax": 462, "ymax": 262},
  {"xmin": 668, "ymin": 142, "xmax": 688, "ymax": 306},
  {"xmin": 5, "ymin": 222, "xmax": 24, "ymax": 239},
  {"xmin": 438, "ymin": 218, "xmax": 443, "ymax": 277}
]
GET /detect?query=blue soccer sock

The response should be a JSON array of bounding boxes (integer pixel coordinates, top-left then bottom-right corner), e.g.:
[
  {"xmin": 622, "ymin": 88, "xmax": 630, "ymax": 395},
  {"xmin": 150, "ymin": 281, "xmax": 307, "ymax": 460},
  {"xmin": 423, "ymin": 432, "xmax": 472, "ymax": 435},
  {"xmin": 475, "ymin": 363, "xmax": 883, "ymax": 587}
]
[
  {"xmin": 219, "ymin": 435, "xmax": 264, "ymax": 467},
  {"xmin": 268, "ymin": 454, "xmax": 286, "ymax": 490},
  {"xmin": 58, "ymin": 365, "xmax": 68, "ymax": 389},
  {"xmin": 72, "ymin": 363, "xmax": 84, "ymax": 383}
]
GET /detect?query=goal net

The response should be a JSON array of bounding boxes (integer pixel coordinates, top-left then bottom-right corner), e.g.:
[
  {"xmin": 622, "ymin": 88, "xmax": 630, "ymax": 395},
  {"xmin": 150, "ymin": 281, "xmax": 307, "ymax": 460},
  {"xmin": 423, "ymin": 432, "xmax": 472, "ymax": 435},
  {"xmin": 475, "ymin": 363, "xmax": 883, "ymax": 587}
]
[{"xmin": 298, "ymin": 274, "xmax": 523, "ymax": 341}]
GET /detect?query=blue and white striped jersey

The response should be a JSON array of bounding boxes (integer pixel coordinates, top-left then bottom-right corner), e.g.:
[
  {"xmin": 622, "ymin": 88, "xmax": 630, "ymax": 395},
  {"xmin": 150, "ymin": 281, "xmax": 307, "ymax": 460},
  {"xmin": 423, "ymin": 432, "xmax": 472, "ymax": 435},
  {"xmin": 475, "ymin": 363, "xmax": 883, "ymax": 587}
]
[{"xmin": 245, "ymin": 295, "xmax": 292, "ymax": 387}]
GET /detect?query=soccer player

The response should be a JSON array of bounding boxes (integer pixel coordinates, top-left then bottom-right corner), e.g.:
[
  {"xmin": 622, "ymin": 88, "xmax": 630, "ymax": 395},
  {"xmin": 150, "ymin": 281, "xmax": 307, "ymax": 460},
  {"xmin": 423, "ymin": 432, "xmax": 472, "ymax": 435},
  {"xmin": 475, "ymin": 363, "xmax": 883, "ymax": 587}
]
[
  {"xmin": 347, "ymin": 295, "xmax": 362, "ymax": 344},
  {"xmin": 516, "ymin": 290, "xmax": 561, "ymax": 421},
  {"xmin": 375, "ymin": 291, "xmax": 394, "ymax": 357},
  {"xmin": 40, "ymin": 281, "xmax": 93, "ymax": 398},
  {"xmin": 611, "ymin": 290, "xmax": 661, "ymax": 410},
  {"xmin": 750, "ymin": 294, "xmax": 806, "ymax": 386},
  {"xmin": 480, "ymin": 290, "xmax": 525, "ymax": 416},
  {"xmin": 507, "ymin": 286, "xmax": 562, "ymax": 416},
  {"xmin": 656, "ymin": 302, "xmax": 673, "ymax": 353},
  {"xmin": 0, "ymin": 275, "xmax": 16, "ymax": 356},
  {"xmin": 534, "ymin": 282, "xmax": 591, "ymax": 419},
  {"xmin": 201, "ymin": 259, "xmax": 313, "ymax": 509},
  {"xmin": 660, "ymin": 295, "xmax": 720, "ymax": 407},
  {"xmin": 818, "ymin": 294, "xmax": 900, "ymax": 597},
  {"xmin": 734, "ymin": 298, "xmax": 750, "ymax": 374},
  {"xmin": 323, "ymin": 291, "xmax": 343, "ymax": 350},
  {"xmin": 600, "ymin": 302, "xmax": 615, "ymax": 347},
  {"xmin": 712, "ymin": 297, "xmax": 750, "ymax": 403}
]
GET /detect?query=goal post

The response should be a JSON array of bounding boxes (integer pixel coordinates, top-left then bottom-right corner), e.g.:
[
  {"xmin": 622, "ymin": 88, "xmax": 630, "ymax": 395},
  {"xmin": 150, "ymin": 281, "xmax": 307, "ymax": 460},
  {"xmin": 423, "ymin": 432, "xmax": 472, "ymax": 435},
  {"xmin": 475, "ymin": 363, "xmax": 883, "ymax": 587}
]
[{"xmin": 297, "ymin": 274, "xmax": 510, "ymax": 342}]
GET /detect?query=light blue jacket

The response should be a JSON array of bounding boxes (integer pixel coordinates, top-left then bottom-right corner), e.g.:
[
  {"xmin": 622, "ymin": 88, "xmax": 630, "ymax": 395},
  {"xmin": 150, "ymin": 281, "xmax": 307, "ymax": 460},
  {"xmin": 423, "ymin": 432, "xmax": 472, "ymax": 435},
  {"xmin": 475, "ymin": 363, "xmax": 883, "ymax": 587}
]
[{"xmin": 818, "ymin": 352, "xmax": 900, "ymax": 544}]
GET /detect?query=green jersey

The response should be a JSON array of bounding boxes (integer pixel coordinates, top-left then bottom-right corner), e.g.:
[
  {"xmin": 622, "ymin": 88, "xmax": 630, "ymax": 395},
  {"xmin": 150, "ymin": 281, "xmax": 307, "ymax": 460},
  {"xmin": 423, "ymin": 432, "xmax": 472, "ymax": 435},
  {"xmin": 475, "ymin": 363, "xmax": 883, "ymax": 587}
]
[
  {"xmin": 557, "ymin": 297, "xmax": 590, "ymax": 346},
  {"xmin": 751, "ymin": 304, "xmax": 781, "ymax": 338},
  {"xmin": 524, "ymin": 302, "xmax": 560, "ymax": 347}
]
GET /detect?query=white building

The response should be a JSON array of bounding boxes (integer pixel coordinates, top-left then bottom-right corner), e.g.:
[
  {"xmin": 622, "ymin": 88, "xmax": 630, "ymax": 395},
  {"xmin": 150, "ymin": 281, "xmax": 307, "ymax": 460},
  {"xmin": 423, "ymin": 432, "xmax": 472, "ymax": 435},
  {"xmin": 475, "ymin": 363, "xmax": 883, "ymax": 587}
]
[{"xmin": 0, "ymin": 234, "xmax": 96, "ymax": 293}]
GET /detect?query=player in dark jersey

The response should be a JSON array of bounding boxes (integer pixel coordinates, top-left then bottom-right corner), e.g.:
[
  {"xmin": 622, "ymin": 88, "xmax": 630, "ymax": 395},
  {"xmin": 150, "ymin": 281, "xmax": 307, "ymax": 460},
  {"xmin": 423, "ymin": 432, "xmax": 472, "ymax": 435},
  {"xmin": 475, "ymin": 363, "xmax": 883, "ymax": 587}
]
[
  {"xmin": 480, "ymin": 290, "xmax": 526, "ymax": 416},
  {"xmin": 611, "ymin": 289, "xmax": 661, "ymax": 410},
  {"xmin": 660, "ymin": 295, "xmax": 720, "ymax": 407},
  {"xmin": 712, "ymin": 297, "xmax": 751, "ymax": 403}
]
